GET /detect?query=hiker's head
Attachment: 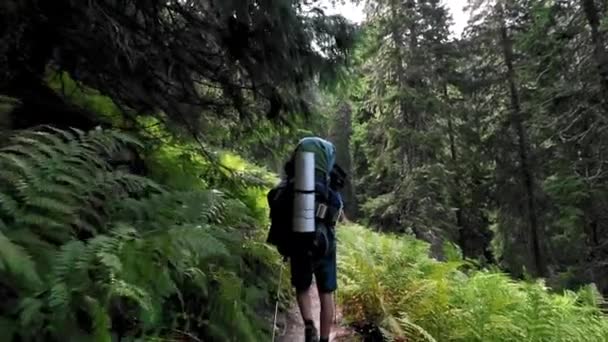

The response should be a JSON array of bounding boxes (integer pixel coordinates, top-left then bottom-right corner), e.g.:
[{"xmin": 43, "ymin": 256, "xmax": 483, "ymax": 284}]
[{"xmin": 283, "ymin": 157, "xmax": 295, "ymax": 179}]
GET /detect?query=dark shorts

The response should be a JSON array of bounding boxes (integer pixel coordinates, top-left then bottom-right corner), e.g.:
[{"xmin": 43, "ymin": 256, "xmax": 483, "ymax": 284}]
[{"xmin": 290, "ymin": 229, "xmax": 337, "ymax": 294}]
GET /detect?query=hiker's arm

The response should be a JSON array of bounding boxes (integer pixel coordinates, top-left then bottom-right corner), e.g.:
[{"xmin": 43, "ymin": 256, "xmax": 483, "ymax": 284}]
[
  {"xmin": 336, "ymin": 208, "xmax": 347, "ymax": 225},
  {"xmin": 337, "ymin": 193, "xmax": 345, "ymax": 224}
]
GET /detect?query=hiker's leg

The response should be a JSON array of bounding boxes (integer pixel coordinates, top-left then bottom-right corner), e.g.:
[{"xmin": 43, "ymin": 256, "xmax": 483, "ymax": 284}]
[
  {"xmin": 290, "ymin": 255, "xmax": 314, "ymax": 322},
  {"xmin": 315, "ymin": 236, "xmax": 337, "ymax": 340},
  {"xmin": 318, "ymin": 291, "xmax": 334, "ymax": 339},
  {"xmin": 296, "ymin": 286, "xmax": 314, "ymax": 322},
  {"xmin": 293, "ymin": 264, "xmax": 318, "ymax": 342}
]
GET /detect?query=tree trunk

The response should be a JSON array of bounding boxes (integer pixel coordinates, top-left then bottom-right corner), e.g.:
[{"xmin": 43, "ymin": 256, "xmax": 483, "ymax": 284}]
[
  {"xmin": 580, "ymin": 0, "xmax": 608, "ymax": 295},
  {"xmin": 389, "ymin": 0, "xmax": 412, "ymax": 173},
  {"xmin": 581, "ymin": 0, "xmax": 608, "ymax": 107},
  {"xmin": 498, "ymin": 6, "xmax": 548, "ymax": 277},
  {"xmin": 329, "ymin": 102, "xmax": 358, "ymax": 219},
  {"xmin": 445, "ymin": 85, "xmax": 466, "ymax": 249},
  {"xmin": 405, "ymin": 0, "xmax": 424, "ymax": 168}
]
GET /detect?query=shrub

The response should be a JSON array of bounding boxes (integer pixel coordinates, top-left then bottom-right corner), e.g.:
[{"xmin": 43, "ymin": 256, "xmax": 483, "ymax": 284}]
[{"xmin": 337, "ymin": 224, "xmax": 608, "ymax": 342}]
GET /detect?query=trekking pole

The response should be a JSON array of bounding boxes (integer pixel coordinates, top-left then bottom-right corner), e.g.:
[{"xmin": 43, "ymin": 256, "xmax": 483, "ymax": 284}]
[
  {"xmin": 334, "ymin": 290, "xmax": 337, "ymax": 324},
  {"xmin": 271, "ymin": 262, "xmax": 285, "ymax": 342}
]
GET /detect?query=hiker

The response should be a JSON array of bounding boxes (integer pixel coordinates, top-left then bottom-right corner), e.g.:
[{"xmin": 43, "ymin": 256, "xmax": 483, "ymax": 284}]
[{"xmin": 267, "ymin": 137, "xmax": 346, "ymax": 342}]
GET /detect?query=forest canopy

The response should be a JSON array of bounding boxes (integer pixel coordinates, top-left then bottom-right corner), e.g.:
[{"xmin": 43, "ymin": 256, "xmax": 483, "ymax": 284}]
[{"xmin": 0, "ymin": 0, "xmax": 356, "ymax": 130}]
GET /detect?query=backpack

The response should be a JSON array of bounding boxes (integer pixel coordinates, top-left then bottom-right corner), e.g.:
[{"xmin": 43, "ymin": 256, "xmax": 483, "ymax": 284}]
[
  {"xmin": 266, "ymin": 179, "xmax": 295, "ymax": 258},
  {"xmin": 266, "ymin": 137, "xmax": 346, "ymax": 259}
]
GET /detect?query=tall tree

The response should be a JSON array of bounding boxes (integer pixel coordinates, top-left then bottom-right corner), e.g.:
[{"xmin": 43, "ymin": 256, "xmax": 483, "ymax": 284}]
[
  {"xmin": 504, "ymin": 0, "xmax": 608, "ymax": 290},
  {"xmin": 581, "ymin": 0, "xmax": 608, "ymax": 105},
  {"xmin": 328, "ymin": 101, "xmax": 359, "ymax": 219},
  {"xmin": 351, "ymin": 0, "xmax": 456, "ymax": 257},
  {"xmin": 497, "ymin": 2, "xmax": 547, "ymax": 277}
]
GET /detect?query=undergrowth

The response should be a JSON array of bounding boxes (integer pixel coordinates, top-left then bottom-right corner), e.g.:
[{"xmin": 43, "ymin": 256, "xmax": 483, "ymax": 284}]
[
  {"xmin": 0, "ymin": 127, "xmax": 286, "ymax": 341},
  {"xmin": 337, "ymin": 224, "xmax": 608, "ymax": 342}
]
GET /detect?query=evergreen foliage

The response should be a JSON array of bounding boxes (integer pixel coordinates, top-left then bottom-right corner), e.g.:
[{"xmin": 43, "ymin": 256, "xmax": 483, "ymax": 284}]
[
  {"xmin": 1, "ymin": 0, "xmax": 355, "ymax": 129},
  {"xmin": 342, "ymin": 0, "xmax": 608, "ymax": 292},
  {"xmin": 347, "ymin": 0, "xmax": 458, "ymax": 258}
]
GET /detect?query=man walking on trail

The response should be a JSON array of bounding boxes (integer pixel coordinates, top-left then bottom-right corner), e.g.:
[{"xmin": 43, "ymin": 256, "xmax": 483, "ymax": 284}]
[
  {"xmin": 267, "ymin": 137, "xmax": 345, "ymax": 342},
  {"xmin": 292, "ymin": 137, "xmax": 342, "ymax": 342}
]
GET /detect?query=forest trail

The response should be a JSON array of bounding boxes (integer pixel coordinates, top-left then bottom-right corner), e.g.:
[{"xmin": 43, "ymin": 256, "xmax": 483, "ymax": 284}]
[{"xmin": 276, "ymin": 282, "xmax": 359, "ymax": 342}]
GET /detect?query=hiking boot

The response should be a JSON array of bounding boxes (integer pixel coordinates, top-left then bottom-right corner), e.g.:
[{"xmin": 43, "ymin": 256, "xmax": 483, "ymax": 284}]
[{"xmin": 304, "ymin": 321, "xmax": 319, "ymax": 342}]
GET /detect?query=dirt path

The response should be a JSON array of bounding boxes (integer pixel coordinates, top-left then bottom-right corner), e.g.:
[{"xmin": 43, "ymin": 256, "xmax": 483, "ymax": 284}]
[{"xmin": 275, "ymin": 283, "xmax": 359, "ymax": 342}]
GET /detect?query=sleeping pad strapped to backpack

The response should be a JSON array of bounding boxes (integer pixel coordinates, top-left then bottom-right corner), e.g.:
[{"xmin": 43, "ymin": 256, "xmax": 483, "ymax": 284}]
[{"xmin": 266, "ymin": 137, "xmax": 345, "ymax": 260}]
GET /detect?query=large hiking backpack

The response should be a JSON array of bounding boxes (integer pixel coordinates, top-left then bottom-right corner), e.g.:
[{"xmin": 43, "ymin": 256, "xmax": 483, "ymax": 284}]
[{"xmin": 266, "ymin": 137, "xmax": 345, "ymax": 259}]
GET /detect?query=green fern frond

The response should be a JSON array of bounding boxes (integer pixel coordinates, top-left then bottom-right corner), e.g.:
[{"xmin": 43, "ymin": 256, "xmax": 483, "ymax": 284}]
[
  {"xmin": 54, "ymin": 173, "xmax": 88, "ymax": 189},
  {"xmin": 18, "ymin": 297, "xmax": 44, "ymax": 329},
  {"xmin": 0, "ymin": 192, "xmax": 18, "ymax": 216},
  {"xmin": 8, "ymin": 136, "xmax": 65, "ymax": 159},
  {"xmin": 8, "ymin": 134, "xmax": 64, "ymax": 158},
  {"xmin": 18, "ymin": 213, "xmax": 67, "ymax": 230},
  {"xmin": 88, "ymin": 233, "xmax": 122, "ymax": 255},
  {"xmin": 167, "ymin": 226, "xmax": 229, "ymax": 259},
  {"xmin": 100, "ymin": 130, "xmax": 143, "ymax": 149},
  {"xmin": 184, "ymin": 267, "xmax": 209, "ymax": 297},
  {"xmin": 84, "ymin": 296, "xmax": 112, "ymax": 342},
  {"xmin": 0, "ymin": 231, "xmax": 42, "ymax": 288},
  {"xmin": 111, "ymin": 190, "xmax": 226, "ymax": 228},
  {"xmin": 397, "ymin": 314, "xmax": 437, "ymax": 342},
  {"xmin": 78, "ymin": 127, "xmax": 142, "ymax": 157},
  {"xmin": 51, "ymin": 240, "xmax": 86, "ymax": 288},
  {"xmin": 0, "ymin": 144, "xmax": 56, "ymax": 165},
  {"xmin": 37, "ymin": 126, "xmax": 77, "ymax": 145},
  {"xmin": 62, "ymin": 154, "xmax": 107, "ymax": 174},
  {"xmin": 27, "ymin": 196, "xmax": 76, "ymax": 216},
  {"xmin": 207, "ymin": 270, "xmax": 259, "ymax": 342},
  {"xmin": 114, "ymin": 172, "xmax": 164, "ymax": 194},
  {"xmin": 78, "ymin": 206, "xmax": 106, "ymax": 226},
  {"xmin": 98, "ymin": 252, "xmax": 123, "ymax": 273},
  {"xmin": 109, "ymin": 279, "xmax": 152, "ymax": 312},
  {"xmin": 48, "ymin": 282, "xmax": 70, "ymax": 312},
  {"xmin": 0, "ymin": 168, "xmax": 22, "ymax": 186}
]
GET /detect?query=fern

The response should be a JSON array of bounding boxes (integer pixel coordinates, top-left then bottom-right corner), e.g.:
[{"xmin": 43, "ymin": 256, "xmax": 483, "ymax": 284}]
[
  {"xmin": 18, "ymin": 297, "xmax": 44, "ymax": 330},
  {"xmin": 0, "ymin": 127, "xmax": 160, "ymax": 241},
  {"xmin": 397, "ymin": 314, "xmax": 437, "ymax": 342},
  {"xmin": 0, "ymin": 127, "xmax": 283, "ymax": 341},
  {"xmin": 84, "ymin": 296, "xmax": 112, "ymax": 342},
  {"xmin": 337, "ymin": 224, "xmax": 608, "ymax": 342},
  {"xmin": 0, "ymin": 230, "xmax": 42, "ymax": 289}
]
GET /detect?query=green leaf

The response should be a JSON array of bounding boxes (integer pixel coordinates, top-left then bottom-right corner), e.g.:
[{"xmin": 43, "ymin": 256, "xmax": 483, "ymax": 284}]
[
  {"xmin": 0, "ymin": 231, "xmax": 42, "ymax": 288},
  {"xmin": 84, "ymin": 296, "xmax": 112, "ymax": 342},
  {"xmin": 18, "ymin": 297, "xmax": 44, "ymax": 328}
]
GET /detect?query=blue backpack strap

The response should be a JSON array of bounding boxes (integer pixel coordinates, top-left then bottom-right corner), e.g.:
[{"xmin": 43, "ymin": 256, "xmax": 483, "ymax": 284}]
[
  {"xmin": 313, "ymin": 181, "xmax": 343, "ymax": 227},
  {"xmin": 327, "ymin": 188, "xmax": 343, "ymax": 226}
]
